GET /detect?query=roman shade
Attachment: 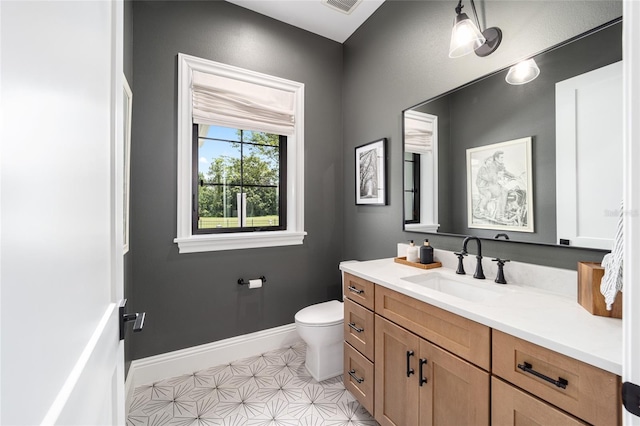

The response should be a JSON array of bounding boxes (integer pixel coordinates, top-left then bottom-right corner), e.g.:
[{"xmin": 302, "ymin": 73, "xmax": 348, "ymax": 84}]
[
  {"xmin": 192, "ymin": 70, "xmax": 296, "ymax": 136},
  {"xmin": 404, "ymin": 114, "xmax": 434, "ymax": 154}
]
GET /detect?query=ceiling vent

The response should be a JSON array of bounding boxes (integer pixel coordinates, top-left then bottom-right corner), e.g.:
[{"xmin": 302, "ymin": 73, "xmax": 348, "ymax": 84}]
[{"xmin": 321, "ymin": 0, "xmax": 363, "ymax": 15}]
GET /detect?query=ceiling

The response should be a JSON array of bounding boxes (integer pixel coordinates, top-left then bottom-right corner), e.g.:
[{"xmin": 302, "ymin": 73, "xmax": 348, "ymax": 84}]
[{"xmin": 224, "ymin": 0, "xmax": 386, "ymax": 43}]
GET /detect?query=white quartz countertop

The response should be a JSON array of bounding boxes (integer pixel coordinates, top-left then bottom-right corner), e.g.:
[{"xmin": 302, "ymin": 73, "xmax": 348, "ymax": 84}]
[{"xmin": 340, "ymin": 258, "xmax": 622, "ymax": 375}]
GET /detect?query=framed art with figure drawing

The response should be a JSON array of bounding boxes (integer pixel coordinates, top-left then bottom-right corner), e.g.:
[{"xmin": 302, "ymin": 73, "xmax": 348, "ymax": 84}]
[
  {"xmin": 467, "ymin": 137, "xmax": 534, "ymax": 232},
  {"xmin": 355, "ymin": 138, "xmax": 387, "ymax": 205}
]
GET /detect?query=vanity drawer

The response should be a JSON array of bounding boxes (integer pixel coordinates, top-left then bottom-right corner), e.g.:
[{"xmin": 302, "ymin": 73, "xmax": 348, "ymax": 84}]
[
  {"xmin": 374, "ymin": 285, "xmax": 491, "ymax": 370},
  {"xmin": 492, "ymin": 376, "xmax": 587, "ymax": 426},
  {"xmin": 344, "ymin": 342, "xmax": 374, "ymax": 415},
  {"xmin": 343, "ymin": 272, "xmax": 375, "ymax": 310},
  {"xmin": 493, "ymin": 330, "xmax": 620, "ymax": 426},
  {"xmin": 344, "ymin": 298, "xmax": 374, "ymax": 361}
]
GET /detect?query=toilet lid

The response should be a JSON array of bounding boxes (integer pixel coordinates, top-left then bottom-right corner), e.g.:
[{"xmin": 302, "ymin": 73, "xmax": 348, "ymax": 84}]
[{"xmin": 295, "ymin": 300, "xmax": 343, "ymax": 326}]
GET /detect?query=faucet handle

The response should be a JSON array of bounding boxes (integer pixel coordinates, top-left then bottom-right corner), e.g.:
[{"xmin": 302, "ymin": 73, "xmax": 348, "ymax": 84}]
[
  {"xmin": 454, "ymin": 252, "xmax": 467, "ymax": 275},
  {"xmin": 492, "ymin": 258, "xmax": 510, "ymax": 284}
]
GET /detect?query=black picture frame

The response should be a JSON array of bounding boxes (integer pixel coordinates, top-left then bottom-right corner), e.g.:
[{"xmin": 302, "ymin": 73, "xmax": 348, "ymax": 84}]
[{"xmin": 355, "ymin": 138, "xmax": 387, "ymax": 205}]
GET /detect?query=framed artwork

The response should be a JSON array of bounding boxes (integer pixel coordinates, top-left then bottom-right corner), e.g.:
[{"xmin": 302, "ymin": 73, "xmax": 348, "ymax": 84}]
[
  {"xmin": 123, "ymin": 75, "xmax": 133, "ymax": 253},
  {"xmin": 466, "ymin": 137, "xmax": 534, "ymax": 232},
  {"xmin": 355, "ymin": 138, "xmax": 387, "ymax": 205}
]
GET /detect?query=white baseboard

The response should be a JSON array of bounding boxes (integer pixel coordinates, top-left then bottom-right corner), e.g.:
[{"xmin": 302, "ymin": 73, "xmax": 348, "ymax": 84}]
[{"xmin": 125, "ymin": 323, "xmax": 300, "ymax": 405}]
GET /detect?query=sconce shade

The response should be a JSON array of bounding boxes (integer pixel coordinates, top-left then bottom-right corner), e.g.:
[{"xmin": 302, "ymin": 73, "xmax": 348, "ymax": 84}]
[
  {"xmin": 506, "ymin": 58, "xmax": 541, "ymax": 85},
  {"xmin": 449, "ymin": 12, "xmax": 486, "ymax": 58}
]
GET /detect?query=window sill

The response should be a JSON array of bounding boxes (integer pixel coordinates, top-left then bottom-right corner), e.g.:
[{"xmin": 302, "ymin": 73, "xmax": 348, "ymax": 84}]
[
  {"xmin": 174, "ymin": 231, "xmax": 307, "ymax": 253},
  {"xmin": 405, "ymin": 223, "xmax": 440, "ymax": 233}
]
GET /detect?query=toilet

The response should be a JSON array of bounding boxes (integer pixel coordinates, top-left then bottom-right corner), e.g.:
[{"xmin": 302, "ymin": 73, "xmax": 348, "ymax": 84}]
[{"xmin": 294, "ymin": 300, "xmax": 344, "ymax": 382}]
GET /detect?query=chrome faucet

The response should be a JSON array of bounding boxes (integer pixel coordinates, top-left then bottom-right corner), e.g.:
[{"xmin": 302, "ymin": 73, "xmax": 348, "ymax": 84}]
[{"xmin": 456, "ymin": 236, "xmax": 485, "ymax": 279}]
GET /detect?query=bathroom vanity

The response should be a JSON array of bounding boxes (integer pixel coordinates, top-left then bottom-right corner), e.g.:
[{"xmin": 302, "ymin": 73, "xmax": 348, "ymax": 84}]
[{"xmin": 341, "ymin": 257, "xmax": 622, "ymax": 426}]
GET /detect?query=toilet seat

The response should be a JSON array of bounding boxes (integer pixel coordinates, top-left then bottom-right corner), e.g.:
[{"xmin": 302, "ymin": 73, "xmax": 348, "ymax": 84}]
[{"xmin": 295, "ymin": 300, "xmax": 343, "ymax": 327}]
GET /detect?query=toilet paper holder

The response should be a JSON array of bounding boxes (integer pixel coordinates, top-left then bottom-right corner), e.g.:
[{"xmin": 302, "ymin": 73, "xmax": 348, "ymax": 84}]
[{"xmin": 238, "ymin": 276, "xmax": 266, "ymax": 286}]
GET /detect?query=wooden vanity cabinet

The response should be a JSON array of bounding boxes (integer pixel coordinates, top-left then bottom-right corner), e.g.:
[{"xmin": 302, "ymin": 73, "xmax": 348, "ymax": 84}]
[
  {"xmin": 492, "ymin": 376, "xmax": 588, "ymax": 426},
  {"xmin": 344, "ymin": 298, "xmax": 374, "ymax": 361},
  {"xmin": 492, "ymin": 330, "xmax": 621, "ymax": 426},
  {"xmin": 342, "ymin": 270, "xmax": 621, "ymax": 426},
  {"xmin": 375, "ymin": 315, "xmax": 490, "ymax": 426},
  {"xmin": 343, "ymin": 272, "xmax": 374, "ymax": 310},
  {"xmin": 342, "ymin": 272, "xmax": 375, "ymax": 415},
  {"xmin": 375, "ymin": 285, "xmax": 491, "ymax": 370}
]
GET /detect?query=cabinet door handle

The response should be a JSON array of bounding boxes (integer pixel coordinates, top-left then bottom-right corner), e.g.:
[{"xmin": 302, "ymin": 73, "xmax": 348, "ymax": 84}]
[
  {"xmin": 349, "ymin": 369, "xmax": 364, "ymax": 384},
  {"xmin": 406, "ymin": 350, "xmax": 415, "ymax": 377},
  {"xmin": 348, "ymin": 322, "xmax": 364, "ymax": 333},
  {"xmin": 347, "ymin": 285, "xmax": 364, "ymax": 294},
  {"xmin": 517, "ymin": 362, "xmax": 568, "ymax": 389},
  {"xmin": 419, "ymin": 358, "xmax": 428, "ymax": 386}
]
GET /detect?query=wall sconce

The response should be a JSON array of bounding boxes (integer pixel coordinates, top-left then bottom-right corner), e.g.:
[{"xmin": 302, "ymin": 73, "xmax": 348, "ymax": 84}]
[
  {"xmin": 448, "ymin": 0, "xmax": 502, "ymax": 58},
  {"xmin": 505, "ymin": 58, "xmax": 540, "ymax": 85}
]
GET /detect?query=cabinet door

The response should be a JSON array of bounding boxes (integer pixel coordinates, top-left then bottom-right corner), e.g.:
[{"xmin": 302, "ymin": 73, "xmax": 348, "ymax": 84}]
[
  {"xmin": 375, "ymin": 285, "xmax": 491, "ymax": 370},
  {"xmin": 375, "ymin": 315, "xmax": 420, "ymax": 426},
  {"xmin": 419, "ymin": 338, "xmax": 490, "ymax": 426},
  {"xmin": 492, "ymin": 377, "xmax": 587, "ymax": 426}
]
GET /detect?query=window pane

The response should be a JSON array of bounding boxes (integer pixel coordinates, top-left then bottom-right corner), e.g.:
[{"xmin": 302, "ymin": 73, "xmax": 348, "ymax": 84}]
[
  {"xmin": 194, "ymin": 124, "xmax": 284, "ymax": 233},
  {"xmin": 242, "ymin": 130, "xmax": 279, "ymax": 147},
  {"xmin": 243, "ymin": 144, "xmax": 279, "ymax": 186},
  {"xmin": 245, "ymin": 186, "xmax": 279, "ymax": 227},
  {"xmin": 198, "ymin": 185, "xmax": 242, "ymax": 229},
  {"xmin": 198, "ymin": 138, "xmax": 241, "ymax": 185},
  {"xmin": 204, "ymin": 125, "xmax": 241, "ymax": 142},
  {"xmin": 404, "ymin": 190, "xmax": 416, "ymax": 221}
]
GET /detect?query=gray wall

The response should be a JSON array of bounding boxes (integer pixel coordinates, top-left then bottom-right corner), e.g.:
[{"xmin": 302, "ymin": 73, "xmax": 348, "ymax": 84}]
[
  {"xmin": 130, "ymin": 1, "xmax": 343, "ymax": 359},
  {"xmin": 342, "ymin": 0, "xmax": 622, "ymax": 268}
]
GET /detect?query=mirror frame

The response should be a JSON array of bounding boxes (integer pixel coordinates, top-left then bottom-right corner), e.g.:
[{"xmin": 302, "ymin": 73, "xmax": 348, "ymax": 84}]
[{"xmin": 402, "ymin": 17, "xmax": 622, "ymax": 252}]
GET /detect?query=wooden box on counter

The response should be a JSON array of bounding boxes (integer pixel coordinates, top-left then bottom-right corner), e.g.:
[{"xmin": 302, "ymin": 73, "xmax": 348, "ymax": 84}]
[
  {"xmin": 577, "ymin": 261, "xmax": 622, "ymax": 319},
  {"xmin": 393, "ymin": 257, "xmax": 442, "ymax": 269}
]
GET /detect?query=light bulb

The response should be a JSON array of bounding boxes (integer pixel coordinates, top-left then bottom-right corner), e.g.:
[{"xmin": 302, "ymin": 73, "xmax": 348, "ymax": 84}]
[
  {"xmin": 449, "ymin": 13, "xmax": 486, "ymax": 58},
  {"xmin": 505, "ymin": 58, "xmax": 541, "ymax": 85}
]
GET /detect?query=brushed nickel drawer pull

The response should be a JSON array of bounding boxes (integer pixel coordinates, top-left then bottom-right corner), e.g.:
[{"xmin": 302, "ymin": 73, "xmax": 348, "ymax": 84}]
[
  {"xmin": 349, "ymin": 369, "xmax": 364, "ymax": 383},
  {"xmin": 348, "ymin": 322, "xmax": 364, "ymax": 333},
  {"xmin": 348, "ymin": 285, "xmax": 364, "ymax": 294},
  {"xmin": 518, "ymin": 362, "xmax": 568, "ymax": 389}
]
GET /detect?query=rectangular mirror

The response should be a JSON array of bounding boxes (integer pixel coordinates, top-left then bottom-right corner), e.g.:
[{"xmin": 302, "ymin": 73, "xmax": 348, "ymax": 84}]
[{"xmin": 403, "ymin": 18, "xmax": 622, "ymax": 250}]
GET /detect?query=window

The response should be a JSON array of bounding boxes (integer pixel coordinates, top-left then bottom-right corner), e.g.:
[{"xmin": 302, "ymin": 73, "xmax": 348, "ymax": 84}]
[
  {"xmin": 193, "ymin": 124, "xmax": 286, "ymax": 233},
  {"xmin": 403, "ymin": 110, "xmax": 439, "ymax": 233},
  {"xmin": 175, "ymin": 54, "xmax": 305, "ymax": 253}
]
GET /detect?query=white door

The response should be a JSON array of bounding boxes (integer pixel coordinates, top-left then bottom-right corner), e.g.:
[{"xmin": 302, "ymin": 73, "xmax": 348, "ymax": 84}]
[
  {"xmin": 555, "ymin": 61, "xmax": 623, "ymax": 250},
  {"xmin": 623, "ymin": 1, "xmax": 640, "ymax": 424},
  {"xmin": 1, "ymin": 1, "xmax": 127, "ymax": 425}
]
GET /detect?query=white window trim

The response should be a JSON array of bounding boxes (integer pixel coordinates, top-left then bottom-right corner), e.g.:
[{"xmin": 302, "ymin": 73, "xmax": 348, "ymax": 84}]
[
  {"xmin": 404, "ymin": 110, "xmax": 439, "ymax": 233},
  {"xmin": 174, "ymin": 53, "xmax": 306, "ymax": 253}
]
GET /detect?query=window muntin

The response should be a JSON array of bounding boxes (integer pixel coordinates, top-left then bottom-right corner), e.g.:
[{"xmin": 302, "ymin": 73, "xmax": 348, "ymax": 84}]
[{"xmin": 193, "ymin": 124, "xmax": 286, "ymax": 234}]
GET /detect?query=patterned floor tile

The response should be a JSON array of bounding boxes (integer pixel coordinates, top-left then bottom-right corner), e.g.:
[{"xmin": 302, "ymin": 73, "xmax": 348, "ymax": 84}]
[{"xmin": 127, "ymin": 341, "xmax": 378, "ymax": 426}]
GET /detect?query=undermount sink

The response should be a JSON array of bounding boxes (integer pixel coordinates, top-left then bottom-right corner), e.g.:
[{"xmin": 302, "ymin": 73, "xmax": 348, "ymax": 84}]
[{"xmin": 401, "ymin": 271, "xmax": 512, "ymax": 303}]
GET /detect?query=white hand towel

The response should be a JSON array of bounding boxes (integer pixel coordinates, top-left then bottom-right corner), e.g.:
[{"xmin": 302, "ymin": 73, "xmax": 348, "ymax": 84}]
[{"xmin": 600, "ymin": 201, "xmax": 624, "ymax": 310}]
